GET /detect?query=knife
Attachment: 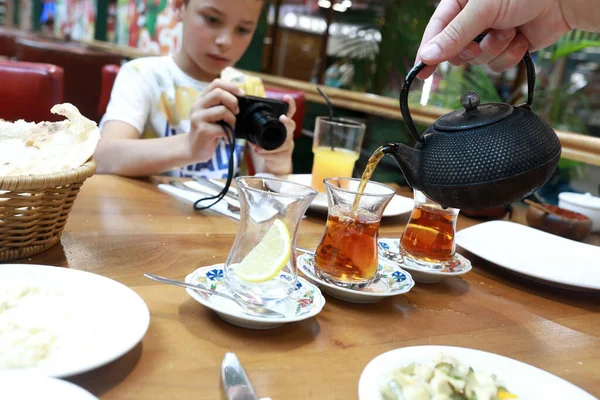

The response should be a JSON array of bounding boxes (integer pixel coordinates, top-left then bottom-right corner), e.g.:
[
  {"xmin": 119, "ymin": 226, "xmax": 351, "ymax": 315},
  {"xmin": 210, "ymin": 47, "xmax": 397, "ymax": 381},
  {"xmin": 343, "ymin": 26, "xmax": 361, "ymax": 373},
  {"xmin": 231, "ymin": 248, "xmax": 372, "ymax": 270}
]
[{"xmin": 222, "ymin": 353, "xmax": 259, "ymax": 400}]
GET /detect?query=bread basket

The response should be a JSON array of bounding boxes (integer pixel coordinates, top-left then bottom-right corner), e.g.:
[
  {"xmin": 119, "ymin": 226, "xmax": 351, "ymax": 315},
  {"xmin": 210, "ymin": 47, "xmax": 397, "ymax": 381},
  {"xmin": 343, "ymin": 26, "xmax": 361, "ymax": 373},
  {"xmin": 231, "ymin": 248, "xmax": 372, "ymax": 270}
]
[{"xmin": 0, "ymin": 159, "xmax": 96, "ymax": 261}]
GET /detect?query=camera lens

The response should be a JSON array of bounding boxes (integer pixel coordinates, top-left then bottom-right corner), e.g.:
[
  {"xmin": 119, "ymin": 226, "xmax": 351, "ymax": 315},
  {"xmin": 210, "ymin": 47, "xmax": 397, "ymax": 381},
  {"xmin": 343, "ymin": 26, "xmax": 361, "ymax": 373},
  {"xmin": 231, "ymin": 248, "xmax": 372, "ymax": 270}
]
[{"xmin": 241, "ymin": 104, "xmax": 287, "ymax": 150}]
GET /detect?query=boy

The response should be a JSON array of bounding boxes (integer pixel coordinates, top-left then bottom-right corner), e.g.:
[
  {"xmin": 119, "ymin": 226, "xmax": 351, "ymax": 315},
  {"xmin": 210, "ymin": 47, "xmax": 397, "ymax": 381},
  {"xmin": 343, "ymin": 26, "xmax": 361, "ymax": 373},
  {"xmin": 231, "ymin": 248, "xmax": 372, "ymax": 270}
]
[{"xmin": 95, "ymin": 0, "xmax": 296, "ymax": 179}]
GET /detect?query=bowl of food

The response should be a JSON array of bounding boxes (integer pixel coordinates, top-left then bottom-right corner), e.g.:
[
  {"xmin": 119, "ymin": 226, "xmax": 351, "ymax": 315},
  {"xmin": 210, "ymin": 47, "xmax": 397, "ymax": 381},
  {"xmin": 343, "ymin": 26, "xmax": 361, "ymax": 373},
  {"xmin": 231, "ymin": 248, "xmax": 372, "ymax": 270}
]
[
  {"xmin": 558, "ymin": 192, "xmax": 600, "ymax": 232},
  {"xmin": 525, "ymin": 201, "xmax": 592, "ymax": 241},
  {"xmin": 0, "ymin": 104, "xmax": 99, "ymax": 261},
  {"xmin": 359, "ymin": 345, "xmax": 596, "ymax": 400}
]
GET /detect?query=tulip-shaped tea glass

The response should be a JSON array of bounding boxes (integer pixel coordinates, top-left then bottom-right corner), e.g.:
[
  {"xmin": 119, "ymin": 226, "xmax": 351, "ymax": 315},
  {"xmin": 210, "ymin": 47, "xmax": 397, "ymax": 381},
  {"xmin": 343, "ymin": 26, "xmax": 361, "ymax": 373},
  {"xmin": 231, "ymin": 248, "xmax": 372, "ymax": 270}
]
[
  {"xmin": 314, "ymin": 177, "xmax": 395, "ymax": 288},
  {"xmin": 400, "ymin": 189, "xmax": 460, "ymax": 269},
  {"xmin": 224, "ymin": 177, "xmax": 317, "ymax": 305}
]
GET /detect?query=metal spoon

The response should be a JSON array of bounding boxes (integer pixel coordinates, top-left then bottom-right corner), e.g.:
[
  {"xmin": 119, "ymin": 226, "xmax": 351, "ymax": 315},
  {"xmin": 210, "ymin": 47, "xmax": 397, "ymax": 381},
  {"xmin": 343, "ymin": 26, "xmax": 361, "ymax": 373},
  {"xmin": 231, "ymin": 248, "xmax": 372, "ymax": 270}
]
[
  {"xmin": 143, "ymin": 273, "xmax": 285, "ymax": 319},
  {"xmin": 381, "ymin": 249, "xmax": 404, "ymax": 265}
]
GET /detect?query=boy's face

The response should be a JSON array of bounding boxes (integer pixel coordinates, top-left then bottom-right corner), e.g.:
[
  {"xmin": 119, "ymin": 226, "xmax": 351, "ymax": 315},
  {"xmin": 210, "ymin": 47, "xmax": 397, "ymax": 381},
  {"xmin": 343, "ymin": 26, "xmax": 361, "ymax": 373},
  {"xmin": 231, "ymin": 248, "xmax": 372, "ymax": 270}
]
[{"xmin": 180, "ymin": 0, "xmax": 262, "ymax": 77}]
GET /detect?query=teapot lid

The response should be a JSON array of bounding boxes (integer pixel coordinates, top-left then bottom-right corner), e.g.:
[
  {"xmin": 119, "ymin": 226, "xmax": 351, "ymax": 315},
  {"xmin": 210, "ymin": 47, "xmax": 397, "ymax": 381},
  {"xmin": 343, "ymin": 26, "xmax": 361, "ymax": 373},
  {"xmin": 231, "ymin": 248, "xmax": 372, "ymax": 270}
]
[{"xmin": 434, "ymin": 91, "xmax": 514, "ymax": 131}]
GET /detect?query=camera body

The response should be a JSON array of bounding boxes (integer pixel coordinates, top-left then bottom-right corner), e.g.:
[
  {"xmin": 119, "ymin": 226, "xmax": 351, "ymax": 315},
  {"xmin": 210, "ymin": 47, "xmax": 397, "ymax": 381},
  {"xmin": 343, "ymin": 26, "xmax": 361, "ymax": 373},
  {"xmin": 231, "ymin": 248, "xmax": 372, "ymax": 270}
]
[{"xmin": 235, "ymin": 95, "xmax": 289, "ymax": 151}]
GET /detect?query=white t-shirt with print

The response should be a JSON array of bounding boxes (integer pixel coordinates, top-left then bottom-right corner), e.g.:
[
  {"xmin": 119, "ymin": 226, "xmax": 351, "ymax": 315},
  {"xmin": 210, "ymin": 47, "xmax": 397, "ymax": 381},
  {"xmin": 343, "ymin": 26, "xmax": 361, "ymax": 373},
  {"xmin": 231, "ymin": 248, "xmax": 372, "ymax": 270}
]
[{"xmin": 99, "ymin": 56, "xmax": 245, "ymax": 179}]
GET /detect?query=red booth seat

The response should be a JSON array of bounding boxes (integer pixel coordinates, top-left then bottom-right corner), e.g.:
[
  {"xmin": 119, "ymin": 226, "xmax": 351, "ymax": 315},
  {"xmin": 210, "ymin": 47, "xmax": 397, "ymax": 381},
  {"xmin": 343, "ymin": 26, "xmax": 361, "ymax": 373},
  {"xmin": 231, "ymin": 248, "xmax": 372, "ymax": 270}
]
[
  {"xmin": 15, "ymin": 38, "xmax": 122, "ymax": 123},
  {"xmin": 0, "ymin": 60, "xmax": 64, "ymax": 123}
]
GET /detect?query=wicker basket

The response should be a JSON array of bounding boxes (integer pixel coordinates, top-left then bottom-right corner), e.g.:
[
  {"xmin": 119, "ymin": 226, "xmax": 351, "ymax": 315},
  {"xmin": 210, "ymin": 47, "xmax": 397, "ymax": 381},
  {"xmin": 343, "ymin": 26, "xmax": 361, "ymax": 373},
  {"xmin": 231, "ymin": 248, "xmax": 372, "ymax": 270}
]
[{"xmin": 0, "ymin": 160, "xmax": 96, "ymax": 261}]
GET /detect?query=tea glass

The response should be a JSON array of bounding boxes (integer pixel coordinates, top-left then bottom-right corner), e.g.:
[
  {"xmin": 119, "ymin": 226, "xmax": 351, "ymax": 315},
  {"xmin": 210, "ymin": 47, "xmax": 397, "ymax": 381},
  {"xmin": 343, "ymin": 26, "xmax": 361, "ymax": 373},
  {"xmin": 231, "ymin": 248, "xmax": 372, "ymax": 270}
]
[
  {"xmin": 400, "ymin": 189, "xmax": 460, "ymax": 269},
  {"xmin": 224, "ymin": 177, "xmax": 317, "ymax": 305},
  {"xmin": 314, "ymin": 177, "xmax": 395, "ymax": 289},
  {"xmin": 311, "ymin": 117, "xmax": 366, "ymax": 192}
]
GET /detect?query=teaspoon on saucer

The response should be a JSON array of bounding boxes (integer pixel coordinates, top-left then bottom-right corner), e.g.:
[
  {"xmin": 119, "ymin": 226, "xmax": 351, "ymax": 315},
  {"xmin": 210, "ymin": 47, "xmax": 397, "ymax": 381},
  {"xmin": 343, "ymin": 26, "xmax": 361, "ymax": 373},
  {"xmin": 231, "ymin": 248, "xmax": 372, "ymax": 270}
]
[{"xmin": 143, "ymin": 273, "xmax": 285, "ymax": 319}]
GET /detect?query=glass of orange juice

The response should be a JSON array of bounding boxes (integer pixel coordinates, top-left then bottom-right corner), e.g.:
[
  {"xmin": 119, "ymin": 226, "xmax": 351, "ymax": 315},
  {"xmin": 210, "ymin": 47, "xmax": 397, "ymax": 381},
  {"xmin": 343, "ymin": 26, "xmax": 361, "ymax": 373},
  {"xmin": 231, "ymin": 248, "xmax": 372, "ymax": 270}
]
[{"xmin": 311, "ymin": 117, "xmax": 366, "ymax": 192}]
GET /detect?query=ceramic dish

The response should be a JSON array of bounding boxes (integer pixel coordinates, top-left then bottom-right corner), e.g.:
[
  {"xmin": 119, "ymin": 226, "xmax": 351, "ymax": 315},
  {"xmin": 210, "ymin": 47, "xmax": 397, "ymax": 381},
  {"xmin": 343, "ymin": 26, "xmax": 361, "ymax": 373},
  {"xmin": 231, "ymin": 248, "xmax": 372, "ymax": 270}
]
[
  {"xmin": 559, "ymin": 192, "xmax": 600, "ymax": 232},
  {"xmin": 297, "ymin": 254, "xmax": 414, "ymax": 303},
  {"xmin": 456, "ymin": 220, "xmax": 600, "ymax": 291},
  {"xmin": 378, "ymin": 239, "xmax": 472, "ymax": 283},
  {"xmin": 185, "ymin": 265, "xmax": 326, "ymax": 329},
  {"xmin": 358, "ymin": 345, "xmax": 596, "ymax": 400},
  {"xmin": 0, "ymin": 371, "xmax": 98, "ymax": 399},
  {"xmin": 0, "ymin": 264, "xmax": 150, "ymax": 378}
]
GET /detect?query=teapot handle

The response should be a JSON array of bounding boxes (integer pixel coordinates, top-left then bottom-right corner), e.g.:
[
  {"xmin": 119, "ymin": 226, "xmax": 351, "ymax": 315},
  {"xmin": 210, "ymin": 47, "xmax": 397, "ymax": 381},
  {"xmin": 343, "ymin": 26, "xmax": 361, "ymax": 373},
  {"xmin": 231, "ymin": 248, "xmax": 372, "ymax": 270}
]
[{"xmin": 400, "ymin": 34, "xmax": 536, "ymax": 144}]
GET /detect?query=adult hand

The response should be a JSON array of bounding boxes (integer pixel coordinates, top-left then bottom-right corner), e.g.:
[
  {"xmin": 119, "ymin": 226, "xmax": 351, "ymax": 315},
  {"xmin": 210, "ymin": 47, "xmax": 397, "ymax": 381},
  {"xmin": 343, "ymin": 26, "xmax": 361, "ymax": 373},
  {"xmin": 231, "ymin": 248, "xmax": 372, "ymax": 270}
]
[{"xmin": 416, "ymin": 0, "xmax": 573, "ymax": 79}]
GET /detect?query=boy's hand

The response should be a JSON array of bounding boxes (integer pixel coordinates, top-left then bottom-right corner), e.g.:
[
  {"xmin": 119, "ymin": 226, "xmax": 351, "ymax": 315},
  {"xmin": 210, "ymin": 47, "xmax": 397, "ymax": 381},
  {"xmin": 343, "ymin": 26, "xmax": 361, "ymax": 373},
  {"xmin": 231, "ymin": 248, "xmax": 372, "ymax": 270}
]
[
  {"xmin": 250, "ymin": 95, "xmax": 296, "ymax": 175},
  {"xmin": 187, "ymin": 79, "xmax": 244, "ymax": 162}
]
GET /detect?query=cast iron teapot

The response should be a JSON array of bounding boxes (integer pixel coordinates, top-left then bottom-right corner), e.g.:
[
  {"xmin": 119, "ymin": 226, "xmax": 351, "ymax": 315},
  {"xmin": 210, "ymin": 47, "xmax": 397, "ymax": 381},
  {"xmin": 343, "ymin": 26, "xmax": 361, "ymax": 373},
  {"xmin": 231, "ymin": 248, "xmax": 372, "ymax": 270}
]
[{"xmin": 383, "ymin": 42, "xmax": 562, "ymax": 210}]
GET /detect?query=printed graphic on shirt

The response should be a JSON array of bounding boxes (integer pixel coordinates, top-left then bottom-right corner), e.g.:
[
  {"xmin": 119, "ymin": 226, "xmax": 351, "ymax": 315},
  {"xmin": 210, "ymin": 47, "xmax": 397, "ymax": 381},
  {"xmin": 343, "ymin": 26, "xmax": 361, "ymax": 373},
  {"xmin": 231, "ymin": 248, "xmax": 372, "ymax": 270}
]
[{"xmin": 101, "ymin": 57, "xmax": 249, "ymax": 180}]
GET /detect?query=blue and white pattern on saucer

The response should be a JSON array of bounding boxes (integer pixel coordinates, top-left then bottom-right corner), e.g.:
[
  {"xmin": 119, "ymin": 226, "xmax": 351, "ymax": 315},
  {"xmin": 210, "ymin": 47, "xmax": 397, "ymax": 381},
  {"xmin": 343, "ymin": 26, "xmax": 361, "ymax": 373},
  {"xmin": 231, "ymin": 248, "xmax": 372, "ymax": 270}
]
[
  {"xmin": 378, "ymin": 238, "xmax": 472, "ymax": 283},
  {"xmin": 185, "ymin": 265, "xmax": 325, "ymax": 329},
  {"xmin": 297, "ymin": 253, "xmax": 414, "ymax": 303}
]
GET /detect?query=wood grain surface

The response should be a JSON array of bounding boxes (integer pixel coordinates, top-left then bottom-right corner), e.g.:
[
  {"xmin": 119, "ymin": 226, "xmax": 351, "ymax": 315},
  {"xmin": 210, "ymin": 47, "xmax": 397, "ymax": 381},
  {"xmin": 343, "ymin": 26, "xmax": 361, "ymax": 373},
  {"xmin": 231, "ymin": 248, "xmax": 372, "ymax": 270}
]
[{"xmin": 16, "ymin": 175, "xmax": 599, "ymax": 399}]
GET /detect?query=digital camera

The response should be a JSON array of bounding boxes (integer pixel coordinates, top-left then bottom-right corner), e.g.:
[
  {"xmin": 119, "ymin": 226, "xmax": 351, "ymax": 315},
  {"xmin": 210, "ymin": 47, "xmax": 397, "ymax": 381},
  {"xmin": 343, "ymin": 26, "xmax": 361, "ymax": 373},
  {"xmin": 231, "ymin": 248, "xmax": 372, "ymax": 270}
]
[{"xmin": 235, "ymin": 95, "xmax": 289, "ymax": 151}]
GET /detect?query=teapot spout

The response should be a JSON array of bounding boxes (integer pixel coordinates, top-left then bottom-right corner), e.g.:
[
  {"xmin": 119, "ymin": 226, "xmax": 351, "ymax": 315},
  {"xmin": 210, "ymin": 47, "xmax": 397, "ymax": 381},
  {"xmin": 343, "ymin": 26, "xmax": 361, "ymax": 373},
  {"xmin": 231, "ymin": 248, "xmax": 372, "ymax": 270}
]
[{"xmin": 381, "ymin": 143, "xmax": 422, "ymax": 189}]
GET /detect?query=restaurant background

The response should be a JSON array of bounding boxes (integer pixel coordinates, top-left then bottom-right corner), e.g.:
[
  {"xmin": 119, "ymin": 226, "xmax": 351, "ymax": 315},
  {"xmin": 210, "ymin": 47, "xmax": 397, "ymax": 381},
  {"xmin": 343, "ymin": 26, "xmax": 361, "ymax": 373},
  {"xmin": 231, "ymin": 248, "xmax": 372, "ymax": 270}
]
[{"xmin": 2, "ymin": 0, "xmax": 599, "ymax": 199}]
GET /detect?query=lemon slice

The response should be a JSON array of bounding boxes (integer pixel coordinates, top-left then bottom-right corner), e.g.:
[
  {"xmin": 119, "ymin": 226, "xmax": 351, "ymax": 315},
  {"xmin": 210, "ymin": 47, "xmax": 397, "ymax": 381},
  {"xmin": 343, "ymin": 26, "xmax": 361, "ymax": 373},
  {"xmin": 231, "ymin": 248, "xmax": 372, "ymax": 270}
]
[{"xmin": 235, "ymin": 219, "xmax": 292, "ymax": 283}]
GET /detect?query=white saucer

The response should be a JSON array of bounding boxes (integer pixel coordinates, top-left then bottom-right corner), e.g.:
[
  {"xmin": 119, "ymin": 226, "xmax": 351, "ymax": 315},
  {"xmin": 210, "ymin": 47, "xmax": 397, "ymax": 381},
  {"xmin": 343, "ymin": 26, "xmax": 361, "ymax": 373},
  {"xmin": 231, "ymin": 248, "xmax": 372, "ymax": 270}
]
[
  {"xmin": 378, "ymin": 239, "xmax": 472, "ymax": 283},
  {"xmin": 297, "ymin": 254, "xmax": 414, "ymax": 303},
  {"xmin": 185, "ymin": 265, "xmax": 326, "ymax": 329}
]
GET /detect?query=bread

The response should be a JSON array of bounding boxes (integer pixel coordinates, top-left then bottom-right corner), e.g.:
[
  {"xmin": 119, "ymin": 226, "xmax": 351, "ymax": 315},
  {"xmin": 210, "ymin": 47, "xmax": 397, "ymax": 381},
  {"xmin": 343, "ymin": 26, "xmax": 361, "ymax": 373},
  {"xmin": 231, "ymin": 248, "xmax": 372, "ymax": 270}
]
[{"xmin": 0, "ymin": 104, "xmax": 100, "ymax": 176}]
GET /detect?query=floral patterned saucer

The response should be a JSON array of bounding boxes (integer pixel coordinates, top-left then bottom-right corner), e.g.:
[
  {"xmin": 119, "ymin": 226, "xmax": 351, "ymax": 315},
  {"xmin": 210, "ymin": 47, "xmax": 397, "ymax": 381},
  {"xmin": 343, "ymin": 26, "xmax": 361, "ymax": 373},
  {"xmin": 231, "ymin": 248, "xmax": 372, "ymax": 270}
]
[
  {"xmin": 297, "ymin": 254, "xmax": 414, "ymax": 304},
  {"xmin": 378, "ymin": 239, "xmax": 472, "ymax": 283},
  {"xmin": 185, "ymin": 265, "xmax": 325, "ymax": 329}
]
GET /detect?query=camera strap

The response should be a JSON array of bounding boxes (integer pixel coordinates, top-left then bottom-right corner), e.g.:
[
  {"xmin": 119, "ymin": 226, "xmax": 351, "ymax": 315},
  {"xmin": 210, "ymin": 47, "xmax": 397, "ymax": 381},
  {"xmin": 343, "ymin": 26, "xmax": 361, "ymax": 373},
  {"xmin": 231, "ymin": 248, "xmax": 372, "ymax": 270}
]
[{"xmin": 193, "ymin": 122, "xmax": 237, "ymax": 211}]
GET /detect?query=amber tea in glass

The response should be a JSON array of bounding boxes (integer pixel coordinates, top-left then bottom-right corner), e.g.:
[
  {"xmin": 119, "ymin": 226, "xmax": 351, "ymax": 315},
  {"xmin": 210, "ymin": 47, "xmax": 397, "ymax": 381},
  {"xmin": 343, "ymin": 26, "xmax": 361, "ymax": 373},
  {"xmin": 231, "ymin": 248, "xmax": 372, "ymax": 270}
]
[
  {"xmin": 400, "ymin": 189, "xmax": 460, "ymax": 269},
  {"xmin": 314, "ymin": 178, "xmax": 395, "ymax": 288}
]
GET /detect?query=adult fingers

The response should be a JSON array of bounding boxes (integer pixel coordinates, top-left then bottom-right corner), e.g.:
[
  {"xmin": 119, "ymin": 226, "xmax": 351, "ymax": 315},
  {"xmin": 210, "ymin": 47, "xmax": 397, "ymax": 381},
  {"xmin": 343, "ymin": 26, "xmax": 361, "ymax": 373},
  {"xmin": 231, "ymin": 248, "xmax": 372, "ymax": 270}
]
[
  {"xmin": 446, "ymin": 41, "xmax": 482, "ymax": 66},
  {"xmin": 471, "ymin": 28, "xmax": 517, "ymax": 65},
  {"xmin": 418, "ymin": 0, "xmax": 500, "ymax": 73},
  {"xmin": 416, "ymin": 0, "xmax": 468, "ymax": 79},
  {"xmin": 487, "ymin": 33, "xmax": 530, "ymax": 72}
]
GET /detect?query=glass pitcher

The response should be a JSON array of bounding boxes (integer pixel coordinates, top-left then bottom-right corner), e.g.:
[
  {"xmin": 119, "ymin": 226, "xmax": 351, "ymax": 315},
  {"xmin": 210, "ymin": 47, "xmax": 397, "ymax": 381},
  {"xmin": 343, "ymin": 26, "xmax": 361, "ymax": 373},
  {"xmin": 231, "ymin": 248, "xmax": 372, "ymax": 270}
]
[{"xmin": 224, "ymin": 176, "xmax": 317, "ymax": 305}]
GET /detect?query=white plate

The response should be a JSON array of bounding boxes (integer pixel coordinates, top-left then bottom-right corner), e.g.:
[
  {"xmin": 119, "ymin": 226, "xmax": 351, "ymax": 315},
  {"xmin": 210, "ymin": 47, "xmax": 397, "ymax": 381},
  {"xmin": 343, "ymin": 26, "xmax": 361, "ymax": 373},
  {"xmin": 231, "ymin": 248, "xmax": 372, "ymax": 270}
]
[
  {"xmin": 0, "ymin": 371, "xmax": 98, "ymax": 399},
  {"xmin": 0, "ymin": 264, "xmax": 150, "ymax": 377},
  {"xmin": 378, "ymin": 238, "xmax": 472, "ymax": 283},
  {"xmin": 358, "ymin": 345, "xmax": 596, "ymax": 400},
  {"xmin": 297, "ymin": 254, "xmax": 414, "ymax": 303},
  {"xmin": 281, "ymin": 174, "xmax": 414, "ymax": 217},
  {"xmin": 456, "ymin": 220, "xmax": 600, "ymax": 290},
  {"xmin": 185, "ymin": 265, "xmax": 326, "ymax": 329}
]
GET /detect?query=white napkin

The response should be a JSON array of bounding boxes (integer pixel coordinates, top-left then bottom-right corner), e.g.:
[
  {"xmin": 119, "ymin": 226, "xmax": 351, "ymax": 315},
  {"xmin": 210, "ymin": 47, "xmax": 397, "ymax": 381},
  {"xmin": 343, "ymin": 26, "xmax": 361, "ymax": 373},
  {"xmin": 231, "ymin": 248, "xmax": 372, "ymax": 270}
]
[
  {"xmin": 158, "ymin": 184, "xmax": 240, "ymax": 221},
  {"xmin": 182, "ymin": 180, "xmax": 241, "ymax": 209}
]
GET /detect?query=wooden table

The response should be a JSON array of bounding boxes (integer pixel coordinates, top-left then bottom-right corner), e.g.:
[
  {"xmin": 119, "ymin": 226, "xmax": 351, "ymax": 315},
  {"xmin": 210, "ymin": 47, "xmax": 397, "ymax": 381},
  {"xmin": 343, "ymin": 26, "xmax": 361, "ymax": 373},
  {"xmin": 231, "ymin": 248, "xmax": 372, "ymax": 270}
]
[{"xmin": 21, "ymin": 175, "xmax": 600, "ymax": 399}]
